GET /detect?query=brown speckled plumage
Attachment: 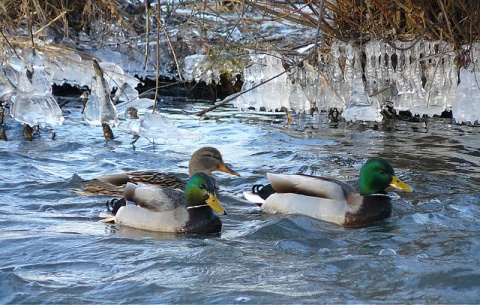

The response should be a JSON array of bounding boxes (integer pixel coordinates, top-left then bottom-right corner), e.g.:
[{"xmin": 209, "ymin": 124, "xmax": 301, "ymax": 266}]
[{"xmin": 80, "ymin": 147, "xmax": 239, "ymax": 196}]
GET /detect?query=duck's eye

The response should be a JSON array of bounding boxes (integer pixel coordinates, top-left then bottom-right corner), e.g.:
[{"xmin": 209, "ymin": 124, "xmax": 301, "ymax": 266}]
[
  {"xmin": 199, "ymin": 184, "xmax": 206, "ymax": 190},
  {"xmin": 379, "ymin": 170, "xmax": 386, "ymax": 174}
]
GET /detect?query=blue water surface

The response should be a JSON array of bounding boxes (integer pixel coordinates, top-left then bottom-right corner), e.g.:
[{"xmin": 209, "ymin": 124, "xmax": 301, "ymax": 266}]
[{"xmin": 1, "ymin": 99, "xmax": 479, "ymax": 304}]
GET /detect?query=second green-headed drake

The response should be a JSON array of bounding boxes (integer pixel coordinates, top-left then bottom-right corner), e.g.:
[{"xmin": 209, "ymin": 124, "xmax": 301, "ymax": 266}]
[
  {"xmin": 81, "ymin": 146, "xmax": 240, "ymax": 196},
  {"xmin": 243, "ymin": 158, "xmax": 413, "ymax": 227},
  {"xmin": 100, "ymin": 172, "xmax": 227, "ymax": 233}
]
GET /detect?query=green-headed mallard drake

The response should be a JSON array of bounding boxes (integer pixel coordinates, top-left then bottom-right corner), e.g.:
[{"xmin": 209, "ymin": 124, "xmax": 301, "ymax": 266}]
[
  {"xmin": 243, "ymin": 158, "xmax": 413, "ymax": 227},
  {"xmin": 100, "ymin": 172, "xmax": 226, "ymax": 233},
  {"xmin": 81, "ymin": 146, "xmax": 240, "ymax": 196}
]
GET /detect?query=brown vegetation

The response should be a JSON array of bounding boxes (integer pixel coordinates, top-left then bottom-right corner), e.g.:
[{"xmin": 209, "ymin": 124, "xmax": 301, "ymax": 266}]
[
  {"xmin": 1, "ymin": 0, "xmax": 479, "ymax": 79},
  {"xmin": 243, "ymin": 0, "xmax": 480, "ymax": 46},
  {"xmin": 2, "ymin": 1, "xmax": 479, "ymax": 46}
]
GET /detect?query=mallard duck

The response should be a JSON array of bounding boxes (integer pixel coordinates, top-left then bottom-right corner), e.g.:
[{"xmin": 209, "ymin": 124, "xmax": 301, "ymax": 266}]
[
  {"xmin": 100, "ymin": 172, "xmax": 226, "ymax": 233},
  {"xmin": 81, "ymin": 146, "xmax": 240, "ymax": 196},
  {"xmin": 243, "ymin": 158, "xmax": 413, "ymax": 227}
]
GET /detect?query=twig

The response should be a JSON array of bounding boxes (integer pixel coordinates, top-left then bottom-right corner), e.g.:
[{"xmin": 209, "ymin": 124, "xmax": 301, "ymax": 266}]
[
  {"xmin": 159, "ymin": 18, "xmax": 183, "ymax": 82},
  {"xmin": 143, "ymin": 2, "xmax": 150, "ymax": 71},
  {"xmin": 153, "ymin": 0, "xmax": 161, "ymax": 113},
  {"xmin": 0, "ymin": 31, "xmax": 21, "ymax": 58},
  {"xmin": 33, "ymin": 11, "xmax": 67, "ymax": 36},
  {"xmin": 313, "ymin": 0, "xmax": 324, "ymax": 56},
  {"xmin": 23, "ymin": 1, "xmax": 36, "ymax": 55}
]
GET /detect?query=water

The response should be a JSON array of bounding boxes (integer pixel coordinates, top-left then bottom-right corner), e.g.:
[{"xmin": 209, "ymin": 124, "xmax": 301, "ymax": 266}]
[{"xmin": 1, "ymin": 99, "xmax": 480, "ymax": 304}]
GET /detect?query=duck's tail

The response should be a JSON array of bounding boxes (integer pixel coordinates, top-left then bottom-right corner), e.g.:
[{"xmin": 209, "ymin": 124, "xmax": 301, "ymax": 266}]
[
  {"xmin": 100, "ymin": 183, "xmax": 136, "ymax": 222},
  {"xmin": 106, "ymin": 197, "xmax": 127, "ymax": 215},
  {"xmin": 243, "ymin": 184, "xmax": 276, "ymax": 207}
]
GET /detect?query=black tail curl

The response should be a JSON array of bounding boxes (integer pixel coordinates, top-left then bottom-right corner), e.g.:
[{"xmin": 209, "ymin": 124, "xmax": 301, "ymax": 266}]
[
  {"xmin": 106, "ymin": 198, "xmax": 127, "ymax": 215},
  {"xmin": 252, "ymin": 184, "xmax": 276, "ymax": 200}
]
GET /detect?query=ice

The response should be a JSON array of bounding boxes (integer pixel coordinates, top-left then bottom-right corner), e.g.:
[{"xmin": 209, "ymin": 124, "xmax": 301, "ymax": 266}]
[
  {"xmin": 112, "ymin": 82, "xmax": 140, "ymax": 104},
  {"xmin": 288, "ymin": 82, "xmax": 309, "ymax": 113},
  {"xmin": 48, "ymin": 52, "xmax": 89, "ymax": 86},
  {"xmin": 251, "ymin": 38, "xmax": 474, "ymax": 122},
  {"xmin": 444, "ymin": 54, "xmax": 458, "ymax": 110},
  {"xmin": 0, "ymin": 65, "xmax": 18, "ymax": 103},
  {"xmin": 99, "ymin": 62, "xmax": 138, "ymax": 89},
  {"xmin": 419, "ymin": 41, "xmax": 449, "ymax": 115},
  {"xmin": 37, "ymin": 48, "xmax": 141, "ymax": 94},
  {"xmin": 182, "ymin": 53, "xmax": 243, "ymax": 86},
  {"xmin": 453, "ymin": 66, "xmax": 480, "ymax": 124},
  {"xmin": 342, "ymin": 75, "xmax": 383, "ymax": 122},
  {"xmin": 395, "ymin": 73, "xmax": 414, "ymax": 112},
  {"xmin": 183, "ymin": 55, "xmax": 209, "ymax": 84},
  {"xmin": 119, "ymin": 112, "xmax": 199, "ymax": 141},
  {"xmin": 116, "ymin": 97, "xmax": 156, "ymax": 118},
  {"xmin": 83, "ymin": 60, "xmax": 118, "ymax": 126},
  {"xmin": 364, "ymin": 41, "xmax": 379, "ymax": 96},
  {"xmin": 10, "ymin": 51, "xmax": 64, "ymax": 127},
  {"xmin": 234, "ymin": 51, "xmax": 295, "ymax": 112},
  {"xmin": 4, "ymin": 36, "xmax": 480, "ymax": 126}
]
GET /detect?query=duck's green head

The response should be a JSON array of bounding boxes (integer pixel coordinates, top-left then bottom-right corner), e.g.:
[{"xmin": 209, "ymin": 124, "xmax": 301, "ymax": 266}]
[
  {"xmin": 359, "ymin": 158, "xmax": 414, "ymax": 195},
  {"xmin": 185, "ymin": 172, "xmax": 227, "ymax": 215}
]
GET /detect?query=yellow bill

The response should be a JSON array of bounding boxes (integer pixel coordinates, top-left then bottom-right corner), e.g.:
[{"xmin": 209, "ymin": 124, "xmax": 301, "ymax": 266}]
[
  {"xmin": 390, "ymin": 176, "xmax": 414, "ymax": 192},
  {"xmin": 206, "ymin": 193, "xmax": 227, "ymax": 215}
]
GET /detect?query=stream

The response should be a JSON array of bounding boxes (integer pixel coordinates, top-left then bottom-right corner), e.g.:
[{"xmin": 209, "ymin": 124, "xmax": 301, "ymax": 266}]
[{"xmin": 1, "ymin": 98, "xmax": 479, "ymax": 303}]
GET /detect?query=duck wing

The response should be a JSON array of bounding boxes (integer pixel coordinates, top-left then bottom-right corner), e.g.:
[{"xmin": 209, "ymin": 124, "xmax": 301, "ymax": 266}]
[
  {"xmin": 82, "ymin": 178, "xmax": 125, "ymax": 195},
  {"xmin": 127, "ymin": 171, "xmax": 186, "ymax": 190},
  {"xmin": 124, "ymin": 183, "xmax": 185, "ymax": 213},
  {"xmin": 267, "ymin": 173, "xmax": 356, "ymax": 200},
  {"xmin": 95, "ymin": 173, "xmax": 132, "ymax": 185},
  {"xmin": 80, "ymin": 172, "xmax": 186, "ymax": 196}
]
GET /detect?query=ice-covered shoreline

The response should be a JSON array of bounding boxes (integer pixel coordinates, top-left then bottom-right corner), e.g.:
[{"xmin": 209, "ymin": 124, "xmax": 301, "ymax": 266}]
[{"xmin": 2, "ymin": 4, "xmax": 480, "ymax": 129}]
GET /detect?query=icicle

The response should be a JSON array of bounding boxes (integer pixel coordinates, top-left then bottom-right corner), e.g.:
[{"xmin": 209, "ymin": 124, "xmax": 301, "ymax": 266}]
[
  {"xmin": 342, "ymin": 75, "xmax": 383, "ymax": 122},
  {"xmin": 453, "ymin": 66, "xmax": 480, "ymax": 124},
  {"xmin": 83, "ymin": 59, "xmax": 119, "ymax": 127},
  {"xmin": 10, "ymin": 51, "xmax": 64, "ymax": 127}
]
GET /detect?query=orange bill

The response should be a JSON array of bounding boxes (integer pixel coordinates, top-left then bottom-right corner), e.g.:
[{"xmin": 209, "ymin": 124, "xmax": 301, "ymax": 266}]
[{"xmin": 218, "ymin": 163, "xmax": 240, "ymax": 177}]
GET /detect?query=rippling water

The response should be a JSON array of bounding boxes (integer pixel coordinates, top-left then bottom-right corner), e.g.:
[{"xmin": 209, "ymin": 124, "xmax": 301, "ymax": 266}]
[{"xmin": 1, "ymin": 99, "xmax": 480, "ymax": 304}]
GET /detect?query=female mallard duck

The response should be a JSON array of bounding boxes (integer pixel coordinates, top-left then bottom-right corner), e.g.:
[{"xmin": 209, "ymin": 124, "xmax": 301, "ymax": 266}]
[
  {"xmin": 82, "ymin": 146, "xmax": 239, "ymax": 196},
  {"xmin": 243, "ymin": 158, "xmax": 413, "ymax": 227},
  {"xmin": 100, "ymin": 172, "xmax": 227, "ymax": 233}
]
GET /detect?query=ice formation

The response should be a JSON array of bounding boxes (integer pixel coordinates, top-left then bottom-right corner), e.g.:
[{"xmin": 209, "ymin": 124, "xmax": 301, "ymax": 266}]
[
  {"xmin": 89, "ymin": 41, "xmax": 185, "ymax": 81},
  {"xmin": 2, "ymin": 36, "xmax": 480, "ymax": 128},
  {"xmin": 116, "ymin": 98, "xmax": 155, "ymax": 118},
  {"xmin": 83, "ymin": 60, "xmax": 119, "ymax": 126},
  {"xmin": 0, "ymin": 42, "xmax": 143, "ymax": 131},
  {"xmin": 9, "ymin": 50, "xmax": 64, "ymax": 127},
  {"xmin": 0, "ymin": 65, "xmax": 17, "ymax": 102},
  {"xmin": 119, "ymin": 112, "xmax": 199, "ymax": 142},
  {"xmin": 229, "ymin": 40, "xmax": 480, "ymax": 124},
  {"xmin": 342, "ymin": 75, "xmax": 383, "ymax": 122},
  {"xmin": 182, "ymin": 54, "xmax": 243, "ymax": 85},
  {"xmin": 453, "ymin": 66, "xmax": 480, "ymax": 124},
  {"xmin": 233, "ymin": 51, "xmax": 297, "ymax": 112}
]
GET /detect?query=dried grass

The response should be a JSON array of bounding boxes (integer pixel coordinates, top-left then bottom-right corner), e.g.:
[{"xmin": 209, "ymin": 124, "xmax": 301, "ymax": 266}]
[{"xmin": 1, "ymin": 0, "xmax": 480, "ymax": 70}]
